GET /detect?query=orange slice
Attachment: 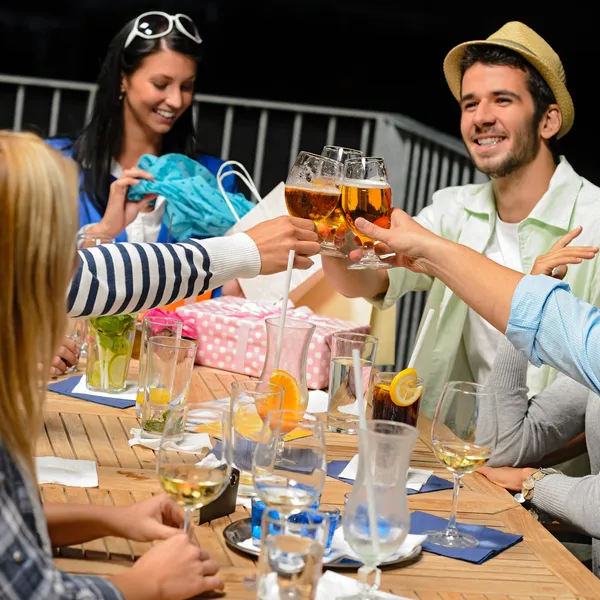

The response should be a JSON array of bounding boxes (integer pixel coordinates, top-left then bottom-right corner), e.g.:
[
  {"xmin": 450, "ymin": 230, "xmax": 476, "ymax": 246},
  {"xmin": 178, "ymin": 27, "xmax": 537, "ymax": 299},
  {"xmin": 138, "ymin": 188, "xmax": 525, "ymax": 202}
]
[
  {"xmin": 265, "ymin": 370, "xmax": 304, "ymax": 433},
  {"xmin": 390, "ymin": 368, "xmax": 422, "ymax": 407}
]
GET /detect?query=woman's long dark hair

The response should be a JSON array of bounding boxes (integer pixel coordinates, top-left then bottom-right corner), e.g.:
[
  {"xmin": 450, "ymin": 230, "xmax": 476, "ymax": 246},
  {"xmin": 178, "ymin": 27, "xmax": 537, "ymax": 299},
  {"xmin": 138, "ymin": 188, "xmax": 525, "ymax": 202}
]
[{"xmin": 71, "ymin": 17, "xmax": 203, "ymax": 215}]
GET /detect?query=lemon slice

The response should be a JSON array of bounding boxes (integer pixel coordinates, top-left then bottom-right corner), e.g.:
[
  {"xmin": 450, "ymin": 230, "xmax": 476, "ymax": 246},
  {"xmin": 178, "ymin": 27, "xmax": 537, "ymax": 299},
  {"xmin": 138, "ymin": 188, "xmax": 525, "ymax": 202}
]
[
  {"xmin": 108, "ymin": 354, "xmax": 129, "ymax": 387},
  {"xmin": 88, "ymin": 361, "xmax": 101, "ymax": 388},
  {"xmin": 390, "ymin": 368, "xmax": 423, "ymax": 407}
]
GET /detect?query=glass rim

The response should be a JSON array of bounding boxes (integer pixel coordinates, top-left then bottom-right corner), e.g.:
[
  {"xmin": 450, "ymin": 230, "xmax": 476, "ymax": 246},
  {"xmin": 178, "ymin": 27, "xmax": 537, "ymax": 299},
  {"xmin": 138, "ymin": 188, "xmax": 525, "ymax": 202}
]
[
  {"xmin": 262, "ymin": 506, "xmax": 325, "ymax": 527},
  {"xmin": 264, "ymin": 317, "xmax": 316, "ymax": 331},
  {"xmin": 322, "ymin": 144, "xmax": 363, "ymax": 153},
  {"xmin": 375, "ymin": 372, "xmax": 423, "ymax": 385},
  {"xmin": 317, "ymin": 503, "xmax": 341, "ymax": 514},
  {"xmin": 231, "ymin": 379, "xmax": 284, "ymax": 396},
  {"xmin": 147, "ymin": 334, "xmax": 197, "ymax": 350},
  {"xmin": 142, "ymin": 314, "xmax": 183, "ymax": 326},
  {"xmin": 344, "ymin": 156, "xmax": 385, "ymax": 165},
  {"xmin": 359, "ymin": 419, "xmax": 419, "ymax": 437},
  {"xmin": 295, "ymin": 150, "xmax": 342, "ymax": 167},
  {"xmin": 332, "ymin": 331, "xmax": 378, "ymax": 344}
]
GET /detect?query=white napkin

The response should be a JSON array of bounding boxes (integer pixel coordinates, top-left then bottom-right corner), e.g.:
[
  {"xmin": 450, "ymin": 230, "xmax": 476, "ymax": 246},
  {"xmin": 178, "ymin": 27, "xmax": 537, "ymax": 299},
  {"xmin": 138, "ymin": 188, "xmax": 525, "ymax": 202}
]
[
  {"xmin": 236, "ymin": 495, "xmax": 253, "ymax": 509},
  {"xmin": 338, "ymin": 455, "xmax": 433, "ymax": 492},
  {"xmin": 73, "ymin": 375, "xmax": 138, "ymax": 401},
  {"xmin": 317, "ymin": 571, "xmax": 412, "ymax": 599},
  {"xmin": 307, "ymin": 390, "xmax": 329, "ymax": 413},
  {"xmin": 329, "ymin": 527, "xmax": 425, "ymax": 564},
  {"xmin": 129, "ymin": 428, "xmax": 212, "ymax": 453},
  {"xmin": 35, "ymin": 456, "xmax": 98, "ymax": 487}
]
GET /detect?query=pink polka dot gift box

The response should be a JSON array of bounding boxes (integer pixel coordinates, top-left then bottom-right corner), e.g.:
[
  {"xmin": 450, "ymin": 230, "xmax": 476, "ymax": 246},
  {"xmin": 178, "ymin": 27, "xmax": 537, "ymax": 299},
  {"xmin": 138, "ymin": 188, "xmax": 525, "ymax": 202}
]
[{"xmin": 175, "ymin": 297, "xmax": 370, "ymax": 390}]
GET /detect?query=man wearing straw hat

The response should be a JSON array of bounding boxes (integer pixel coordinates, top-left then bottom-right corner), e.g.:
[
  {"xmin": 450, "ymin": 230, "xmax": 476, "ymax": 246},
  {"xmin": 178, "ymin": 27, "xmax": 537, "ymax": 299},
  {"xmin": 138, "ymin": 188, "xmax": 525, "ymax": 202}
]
[{"xmin": 323, "ymin": 22, "xmax": 600, "ymax": 436}]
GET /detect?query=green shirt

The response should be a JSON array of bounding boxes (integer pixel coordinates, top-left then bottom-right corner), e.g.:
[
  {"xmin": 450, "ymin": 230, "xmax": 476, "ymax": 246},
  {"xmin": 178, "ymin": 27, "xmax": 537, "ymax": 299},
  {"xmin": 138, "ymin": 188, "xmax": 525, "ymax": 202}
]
[{"xmin": 371, "ymin": 157, "xmax": 600, "ymax": 416}]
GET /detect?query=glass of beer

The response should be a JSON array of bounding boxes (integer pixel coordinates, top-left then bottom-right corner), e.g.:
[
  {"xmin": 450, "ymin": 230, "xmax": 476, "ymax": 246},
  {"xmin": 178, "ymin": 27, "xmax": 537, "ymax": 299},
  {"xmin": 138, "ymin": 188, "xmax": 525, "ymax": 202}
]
[
  {"xmin": 371, "ymin": 371, "xmax": 424, "ymax": 426},
  {"xmin": 341, "ymin": 157, "xmax": 392, "ymax": 270},
  {"xmin": 285, "ymin": 151, "xmax": 342, "ymax": 254},
  {"xmin": 319, "ymin": 145, "xmax": 364, "ymax": 257}
]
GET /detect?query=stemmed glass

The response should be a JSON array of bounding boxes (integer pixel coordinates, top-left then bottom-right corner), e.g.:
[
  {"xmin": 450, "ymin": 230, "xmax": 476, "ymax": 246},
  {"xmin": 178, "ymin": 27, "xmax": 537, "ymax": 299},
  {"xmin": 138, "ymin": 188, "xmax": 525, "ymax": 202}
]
[
  {"xmin": 341, "ymin": 156, "xmax": 393, "ymax": 270},
  {"xmin": 231, "ymin": 380, "xmax": 284, "ymax": 497},
  {"xmin": 253, "ymin": 409, "xmax": 327, "ymax": 517},
  {"xmin": 426, "ymin": 381, "xmax": 498, "ymax": 548},
  {"xmin": 157, "ymin": 404, "xmax": 232, "ymax": 534},
  {"xmin": 284, "ymin": 151, "xmax": 343, "ymax": 255},
  {"xmin": 340, "ymin": 420, "xmax": 418, "ymax": 599},
  {"xmin": 319, "ymin": 145, "xmax": 364, "ymax": 257}
]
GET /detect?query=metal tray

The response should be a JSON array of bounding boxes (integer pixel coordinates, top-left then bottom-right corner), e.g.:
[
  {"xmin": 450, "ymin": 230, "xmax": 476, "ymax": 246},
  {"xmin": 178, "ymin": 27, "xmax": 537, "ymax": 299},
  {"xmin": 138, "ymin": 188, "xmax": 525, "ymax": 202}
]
[{"xmin": 222, "ymin": 517, "xmax": 422, "ymax": 569}]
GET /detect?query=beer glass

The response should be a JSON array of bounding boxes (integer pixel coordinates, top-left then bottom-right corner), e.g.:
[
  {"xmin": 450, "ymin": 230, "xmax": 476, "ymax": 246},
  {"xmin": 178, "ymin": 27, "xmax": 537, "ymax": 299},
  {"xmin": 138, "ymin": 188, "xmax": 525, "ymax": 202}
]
[
  {"xmin": 341, "ymin": 157, "xmax": 392, "ymax": 270},
  {"xmin": 285, "ymin": 151, "xmax": 342, "ymax": 254},
  {"xmin": 319, "ymin": 145, "xmax": 364, "ymax": 257}
]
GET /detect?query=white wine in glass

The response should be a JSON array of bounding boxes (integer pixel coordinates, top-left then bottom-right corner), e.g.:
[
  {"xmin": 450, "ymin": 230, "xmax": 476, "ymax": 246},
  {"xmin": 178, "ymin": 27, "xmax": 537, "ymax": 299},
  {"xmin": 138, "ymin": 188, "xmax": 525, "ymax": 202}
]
[
  {"xmin": 157, "ymin": 404, "xmax": 232, "ymax": 533},
  {"xmin": 427, "ymin": 381, "xmax": 498, "ymax": 548}
]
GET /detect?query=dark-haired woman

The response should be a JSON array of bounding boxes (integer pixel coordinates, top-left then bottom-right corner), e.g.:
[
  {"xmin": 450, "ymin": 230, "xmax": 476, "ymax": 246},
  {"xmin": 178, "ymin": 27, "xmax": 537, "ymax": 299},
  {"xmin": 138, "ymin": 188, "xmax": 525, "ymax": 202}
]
[{"xmin": 48, "ymin": 12, "xmax": 236, "ymax": 252}]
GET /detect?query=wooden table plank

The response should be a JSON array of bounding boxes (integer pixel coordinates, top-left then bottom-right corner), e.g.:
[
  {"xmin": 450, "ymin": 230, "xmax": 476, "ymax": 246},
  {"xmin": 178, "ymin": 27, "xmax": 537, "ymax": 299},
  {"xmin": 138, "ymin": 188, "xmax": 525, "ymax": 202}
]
[{"xmin": 41, "ymin": 363, "xmax": 600, "ymax": 599}]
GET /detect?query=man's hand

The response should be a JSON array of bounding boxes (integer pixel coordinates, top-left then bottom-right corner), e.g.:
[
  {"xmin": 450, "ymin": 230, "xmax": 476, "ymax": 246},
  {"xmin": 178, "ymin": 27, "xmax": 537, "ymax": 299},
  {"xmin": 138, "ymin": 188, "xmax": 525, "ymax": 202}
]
[
  {"xmin": 246, "ymin": 216, "xmax": 320, "ymax": 274},
  {"xmin": 479, "ymin": 466, "xmax": 537, "ymax": 492},
  {"xmin": 531, "ymin": 226, "xmax": 598, "ymax": 280},
  {"xmin": 350, "ymin": 209, "xmax": 443, "ymax": 273}
]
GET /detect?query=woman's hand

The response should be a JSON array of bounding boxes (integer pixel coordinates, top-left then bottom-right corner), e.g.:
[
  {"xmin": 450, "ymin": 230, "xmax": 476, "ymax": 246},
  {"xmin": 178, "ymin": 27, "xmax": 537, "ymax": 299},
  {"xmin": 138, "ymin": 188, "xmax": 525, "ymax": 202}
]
[
  {"xmin": 87, "ymin": 168, "xmax": 157, "ymax": 239},
  {"xmin": 531, "ymin": 226, "xmax": 598, "ymax": 280},
  {"xmin": 50, "ymin": 338, "xmax": 80, "ymax": 377},
  {"xmin": 111, "ymin": 493, "xmax": 184, "ymax": 542}
]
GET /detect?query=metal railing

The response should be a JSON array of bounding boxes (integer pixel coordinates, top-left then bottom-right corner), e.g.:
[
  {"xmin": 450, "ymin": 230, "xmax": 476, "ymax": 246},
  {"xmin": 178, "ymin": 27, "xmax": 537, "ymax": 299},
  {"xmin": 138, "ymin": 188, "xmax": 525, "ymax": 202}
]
[{"xmin": 0, "ymin": 73, "xmax": 487, "ymax": 371}]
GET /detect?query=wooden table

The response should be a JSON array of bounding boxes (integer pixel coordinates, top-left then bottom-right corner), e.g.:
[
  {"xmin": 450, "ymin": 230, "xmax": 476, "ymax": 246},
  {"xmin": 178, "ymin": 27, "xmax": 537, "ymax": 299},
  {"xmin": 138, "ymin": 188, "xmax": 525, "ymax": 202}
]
[{"xmin": 42, "ymin": 363, "xmax": 600, "ymax": 599}]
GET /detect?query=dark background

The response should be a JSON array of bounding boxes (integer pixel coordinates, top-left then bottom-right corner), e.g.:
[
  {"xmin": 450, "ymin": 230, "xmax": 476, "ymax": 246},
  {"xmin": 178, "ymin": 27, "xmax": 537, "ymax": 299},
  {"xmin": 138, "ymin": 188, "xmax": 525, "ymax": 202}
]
[{"xmin": 0, "ymin": 3, "xmax": 596, "ymax": 183}]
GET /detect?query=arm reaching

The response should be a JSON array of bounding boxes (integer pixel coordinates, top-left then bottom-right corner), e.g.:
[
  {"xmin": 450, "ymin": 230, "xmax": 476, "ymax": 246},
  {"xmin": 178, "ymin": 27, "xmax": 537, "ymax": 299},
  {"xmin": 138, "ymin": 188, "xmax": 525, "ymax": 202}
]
[{"xmin": 68, "ymin": 216, "xmax": 320, "ymax": 318}]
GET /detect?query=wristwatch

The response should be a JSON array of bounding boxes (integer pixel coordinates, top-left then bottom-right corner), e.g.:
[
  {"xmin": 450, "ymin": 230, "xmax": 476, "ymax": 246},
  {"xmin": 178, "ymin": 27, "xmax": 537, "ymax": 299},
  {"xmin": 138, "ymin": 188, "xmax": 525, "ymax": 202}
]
[{"xmin": 515, "ymin": 467, "xmax": 561, "ymax": 505}]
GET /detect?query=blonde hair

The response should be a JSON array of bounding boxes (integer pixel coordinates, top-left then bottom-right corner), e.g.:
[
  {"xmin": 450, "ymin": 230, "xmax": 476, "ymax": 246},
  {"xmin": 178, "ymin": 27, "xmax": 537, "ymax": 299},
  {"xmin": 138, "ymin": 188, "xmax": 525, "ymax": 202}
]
[{"xmin": 0, "ymin": 131, "xmax": 79, "ymax": 473}]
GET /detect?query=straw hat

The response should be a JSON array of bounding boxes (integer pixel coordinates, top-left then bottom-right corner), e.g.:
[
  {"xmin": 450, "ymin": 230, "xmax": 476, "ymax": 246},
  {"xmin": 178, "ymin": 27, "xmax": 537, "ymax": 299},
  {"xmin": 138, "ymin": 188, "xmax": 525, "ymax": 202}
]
[{"xmin": 443, "ymin": 21, "xmax": 573, "ymax": 138}]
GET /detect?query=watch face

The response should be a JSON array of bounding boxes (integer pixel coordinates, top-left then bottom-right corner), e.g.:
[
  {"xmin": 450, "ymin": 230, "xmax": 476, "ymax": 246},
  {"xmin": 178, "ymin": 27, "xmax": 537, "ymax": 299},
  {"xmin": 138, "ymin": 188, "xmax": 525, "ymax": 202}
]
[{"xmin": 514, "ymin": 492, "xmax": 526, "ymax": 503}]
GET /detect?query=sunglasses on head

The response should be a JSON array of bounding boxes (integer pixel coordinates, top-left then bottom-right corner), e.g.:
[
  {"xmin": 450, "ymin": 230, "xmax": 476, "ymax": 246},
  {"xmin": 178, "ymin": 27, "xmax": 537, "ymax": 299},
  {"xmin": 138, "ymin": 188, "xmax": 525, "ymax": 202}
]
[{"xmin": 124, "ymin": 11, "xmax": 202, "ymax": 49}]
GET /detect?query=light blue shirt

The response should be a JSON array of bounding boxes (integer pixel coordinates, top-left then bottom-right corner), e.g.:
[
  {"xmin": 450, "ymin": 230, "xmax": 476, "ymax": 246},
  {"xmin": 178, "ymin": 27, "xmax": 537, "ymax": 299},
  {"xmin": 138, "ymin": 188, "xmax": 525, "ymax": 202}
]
[{"xmin": 506, "ymin": 274, "xmax": 600, "ymax": 395}]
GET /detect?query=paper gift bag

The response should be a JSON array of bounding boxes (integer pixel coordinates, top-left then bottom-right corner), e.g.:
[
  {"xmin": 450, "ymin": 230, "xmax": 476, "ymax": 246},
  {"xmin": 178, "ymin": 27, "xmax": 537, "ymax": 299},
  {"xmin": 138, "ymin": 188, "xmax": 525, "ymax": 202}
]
[{"xmin": 217, "ymin": 161, "xmax": 322, "ymax": 303}]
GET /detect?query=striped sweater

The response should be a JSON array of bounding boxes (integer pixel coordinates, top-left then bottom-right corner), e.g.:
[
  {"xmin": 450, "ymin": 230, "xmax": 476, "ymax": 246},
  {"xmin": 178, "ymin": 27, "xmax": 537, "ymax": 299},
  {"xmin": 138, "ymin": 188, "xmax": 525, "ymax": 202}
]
[{"xmin": 67, "ymin": 233, "xmax": 261, "ymax": 317}]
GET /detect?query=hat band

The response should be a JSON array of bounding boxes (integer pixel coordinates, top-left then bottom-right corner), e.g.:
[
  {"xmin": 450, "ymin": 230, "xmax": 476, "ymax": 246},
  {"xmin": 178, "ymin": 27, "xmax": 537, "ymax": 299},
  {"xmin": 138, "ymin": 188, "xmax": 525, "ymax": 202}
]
[{"xmin": 487, "ymin": 38, "xmax": 538, "ymax": 57}]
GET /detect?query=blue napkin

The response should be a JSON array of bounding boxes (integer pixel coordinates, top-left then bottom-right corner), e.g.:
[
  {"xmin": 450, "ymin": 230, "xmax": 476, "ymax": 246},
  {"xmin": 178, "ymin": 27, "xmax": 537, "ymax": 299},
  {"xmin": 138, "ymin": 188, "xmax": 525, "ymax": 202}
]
[
  {"xmin": 409, "ymin": 511, "xmax": 523, "ymax": 563},
  {"xmin": 127, "ymin": 153, "xmax": 255, "ymax": 240},
  {"xmin": 327, "ymin": 460, "xmax": 454, "ymax": 494},
  {"xmin": 47, "ymin": 376, "xmax": 136, "ymax": 409}
]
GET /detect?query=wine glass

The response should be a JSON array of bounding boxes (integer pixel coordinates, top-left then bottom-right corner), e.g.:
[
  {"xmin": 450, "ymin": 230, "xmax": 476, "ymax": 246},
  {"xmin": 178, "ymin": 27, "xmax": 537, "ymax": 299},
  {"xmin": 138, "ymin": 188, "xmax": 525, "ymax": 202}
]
[
  {"xmin": 253, "ymin": 409, "xmax": 327, "ymax": 518},
  {"xmin": 340, "ymin": 420, "xmax": 418, "ymax": 599},
  {"xmin": 426, "ymin": 381, "xmax": 498, "ymax": 548},
  {"xmin": 341, "ymin": 156, "xmax": 393, "ymax": 270},
  {"xmin": 157, "ymin": 404, "xmax": 232, "ymax": 534},
  {"xmin": 319, "ymin": 145, "xmax": 364, "ymax": 257},
  {"xmin": 231, "ymin": 380, "xmax": 284, "ymax": 497},
  {"xmin": 284, "ymin": 151, "xmax": 342, "ymax": 255}
]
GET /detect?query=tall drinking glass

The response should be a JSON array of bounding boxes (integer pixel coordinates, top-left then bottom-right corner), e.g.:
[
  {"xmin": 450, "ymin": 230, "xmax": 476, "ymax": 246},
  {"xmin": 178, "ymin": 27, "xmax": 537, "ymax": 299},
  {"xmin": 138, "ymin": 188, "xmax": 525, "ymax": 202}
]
[
  {"xmin": 140, "ymin": 336, "xmax": 197, "ymax": 436},
  {"xmin": 319, "ymin": 145, "xmax": 364, "ymax": 257},
  {"xmin": 327, "ymin": 332, "xmax": 378, "ymax": 434},
  {"xmin": 341, "ymin": 157, "xmax": 392, "ymax": 270},
  {"xmin": 340, "ymin": 420, "xmax": 418, "ymax": 599},
  {"xmin": 258, "ymin": 507, "xmax": 327, "ymax": 600},
  {"xmin": 426, "ymin": 381, "xmax": 498, "ymax": 548},
  {"xmin": 284, "ymin": 151, "xmax": 342, "ymax": 256},
  {"xmin": 231, "ymin": 380, "xmax": 284, "ymax": 497},
  {"xmin": 135, "ymin": 314, "xmax": 183, "ymax": 417},
  {"xmin": 157, "ymin": 404, "xmax": 232, "ymax": 533}
]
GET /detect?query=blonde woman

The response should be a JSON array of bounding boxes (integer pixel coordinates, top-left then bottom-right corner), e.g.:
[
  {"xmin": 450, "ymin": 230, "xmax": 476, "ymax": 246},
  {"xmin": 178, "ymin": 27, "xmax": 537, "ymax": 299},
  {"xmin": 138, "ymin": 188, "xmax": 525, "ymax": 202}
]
[{"xmin": 0, "ymin": 131, "xmax": 225, "ymax": 599}]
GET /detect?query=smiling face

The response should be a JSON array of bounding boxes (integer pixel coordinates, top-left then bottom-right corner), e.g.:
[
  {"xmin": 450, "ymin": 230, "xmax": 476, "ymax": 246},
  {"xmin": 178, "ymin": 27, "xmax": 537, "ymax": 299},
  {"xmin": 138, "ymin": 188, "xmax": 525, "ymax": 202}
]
[
  {"xmin": 121, "ymin": 46, "xmax": 196, "ymax": 137},
  {"xmin": 460, "ymin": 63, "xmax": 541, "ymax": 178}
]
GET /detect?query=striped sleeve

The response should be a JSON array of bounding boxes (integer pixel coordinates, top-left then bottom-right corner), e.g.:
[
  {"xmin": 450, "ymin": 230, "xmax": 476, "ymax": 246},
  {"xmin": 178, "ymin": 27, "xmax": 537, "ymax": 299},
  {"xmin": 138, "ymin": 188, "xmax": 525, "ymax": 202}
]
[{"xmin": 67, "ymin": 233, "xmax": 261, "ymax": 318}]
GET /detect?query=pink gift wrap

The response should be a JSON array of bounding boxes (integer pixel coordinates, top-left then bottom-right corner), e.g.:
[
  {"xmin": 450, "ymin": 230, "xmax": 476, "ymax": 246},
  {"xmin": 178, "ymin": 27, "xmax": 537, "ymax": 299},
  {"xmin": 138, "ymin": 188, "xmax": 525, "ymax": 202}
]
[{"xmin": 176, "ymin": 297, "xmax": 370, "ymax": 389}]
